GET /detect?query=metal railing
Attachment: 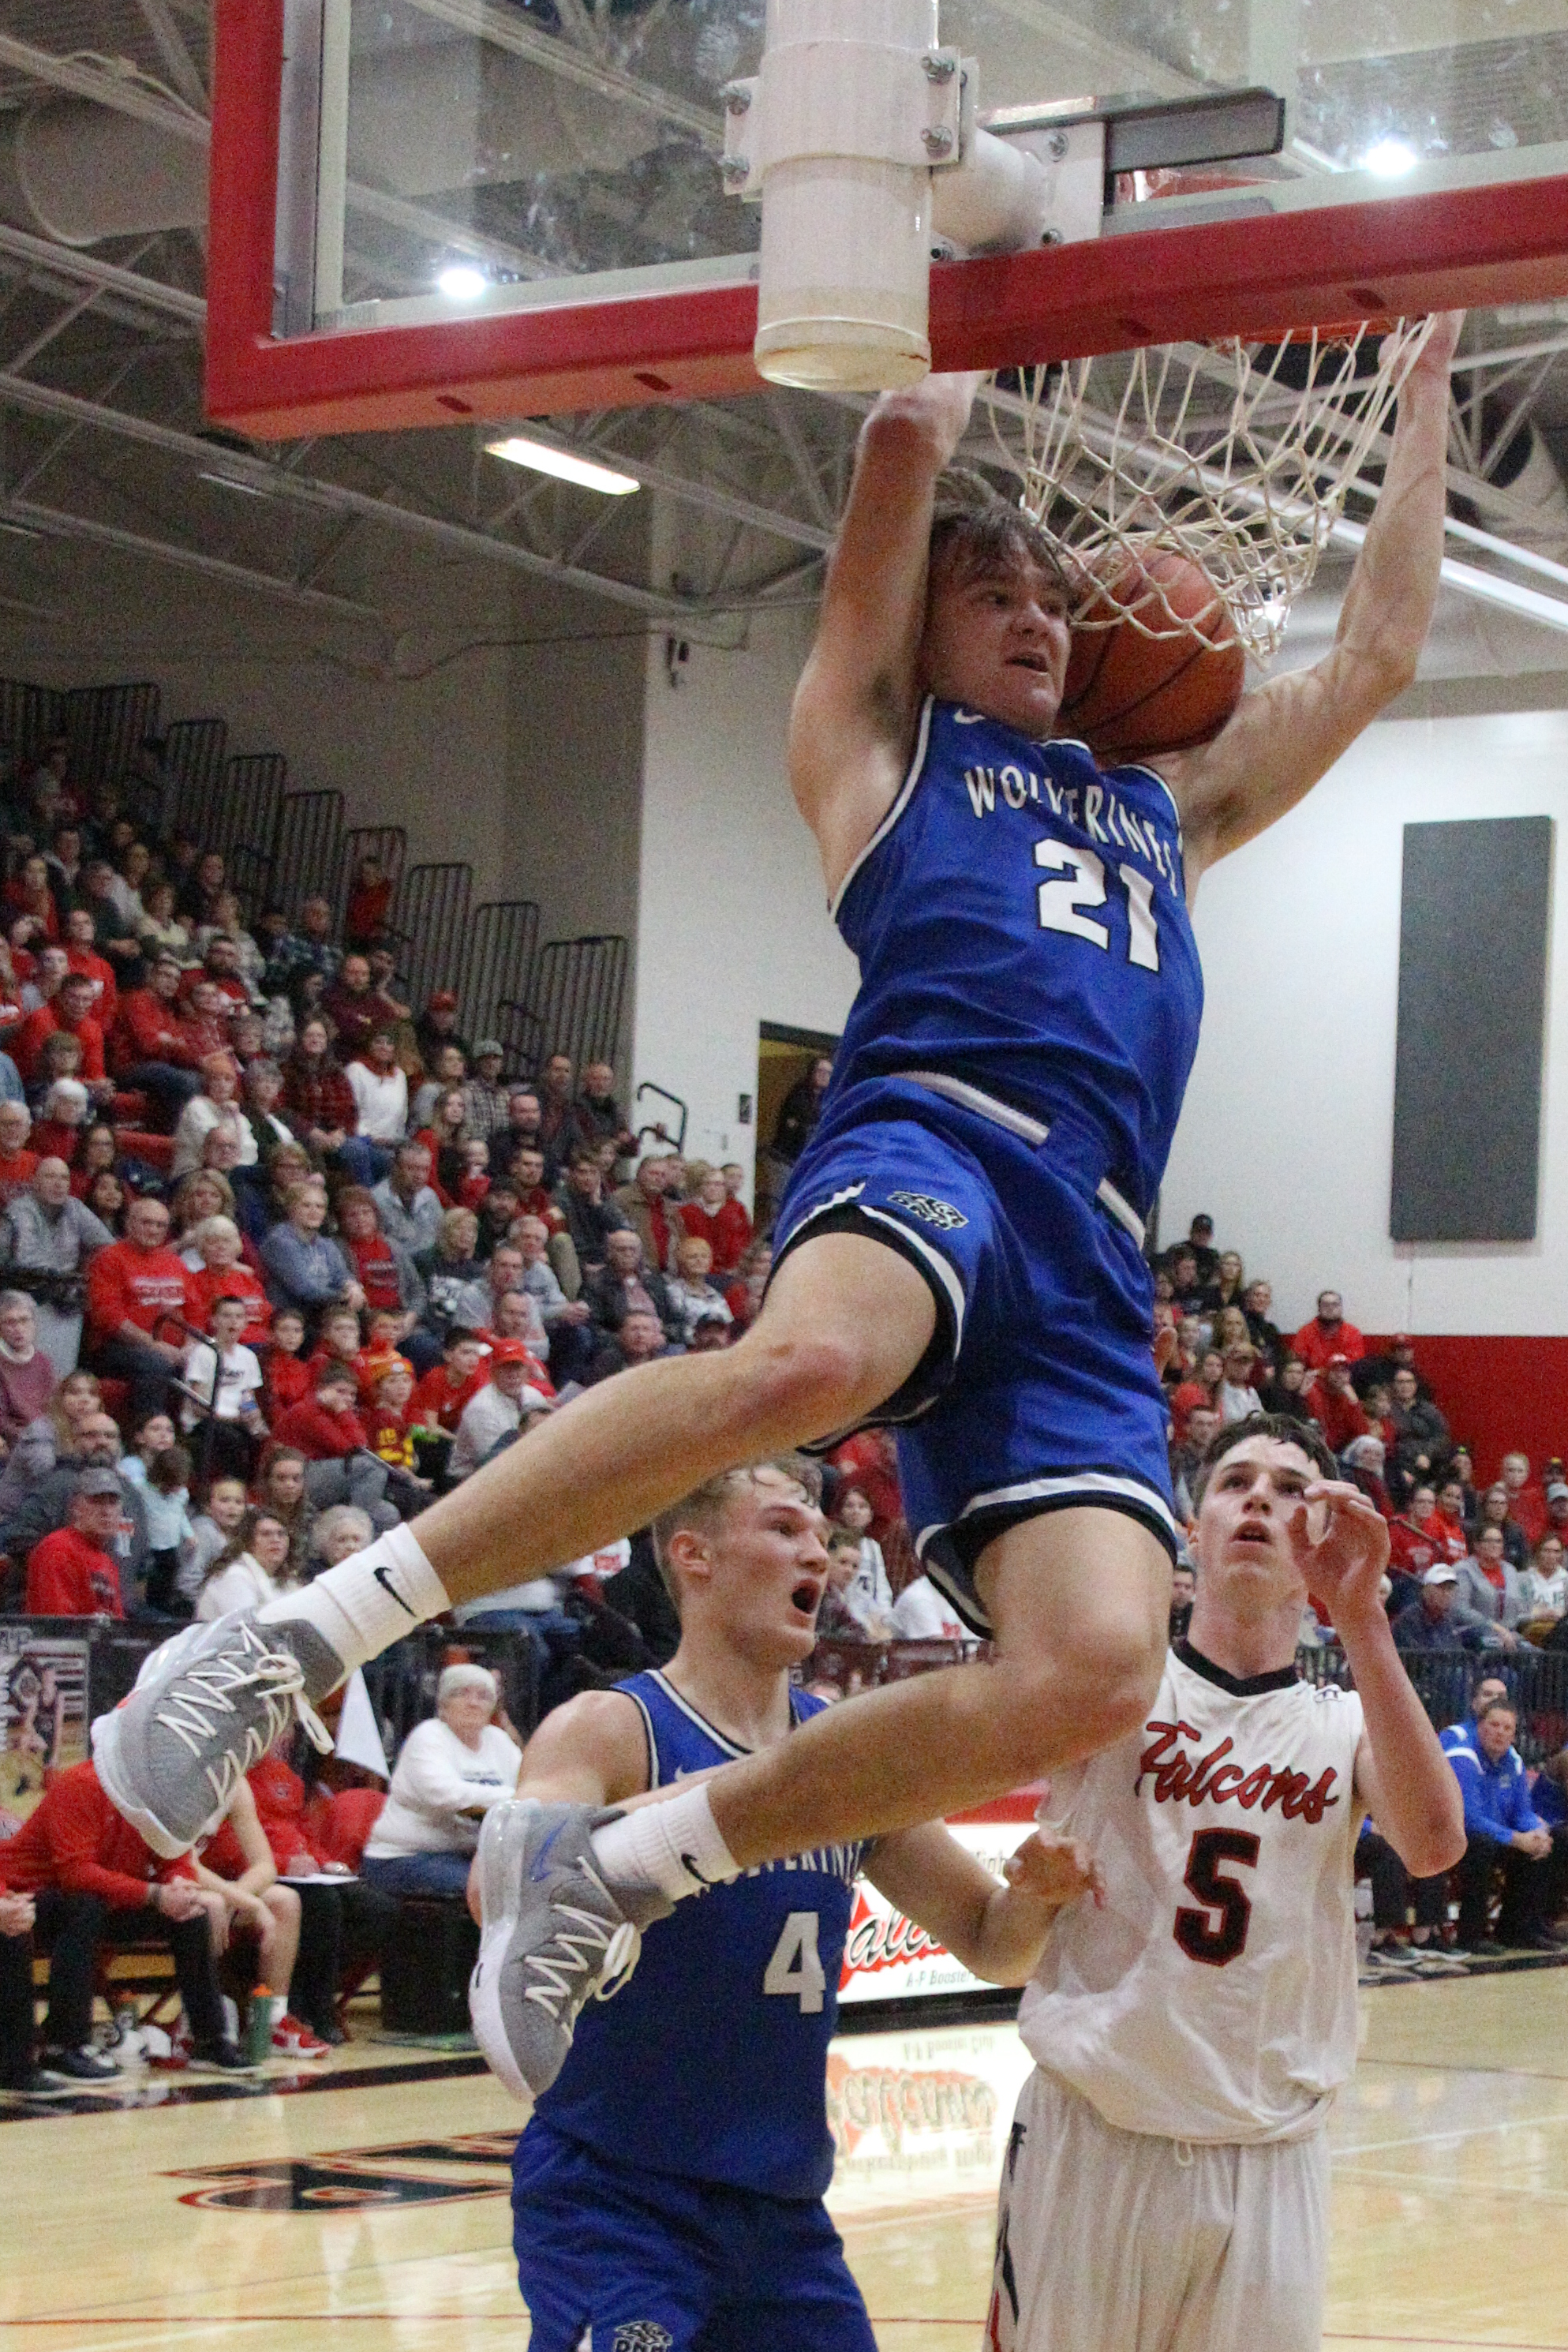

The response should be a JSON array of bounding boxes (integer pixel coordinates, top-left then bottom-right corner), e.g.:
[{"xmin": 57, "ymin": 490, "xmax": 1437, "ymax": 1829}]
[
  {"xmin": 338, "ymin": 823, "xmax": 406, "ymax": 938},
  {"xmin": 390, "ymin": 860, "xmax": 474, "ymax": 1015},
  {"xmin": 0, "ymin": 679, "xmax": 62, "ymax": 770},
  {"xmin": 163, "ymin": 716, "xmax": 228, "ymax": 842},
  {"xmin": 63, "ymin": 680, "xmax": 160, "ymax": 792},
  {"xmin": 271, "ymin": 787, "xmax": 345, "ymax": 923},
  {"xmin": 462, "ymin": 900, "xmax": 541, "ymax": 1064},
  {"xmin": 527, "ymin": 934, "xmax": 629, "ymax": 1073}
]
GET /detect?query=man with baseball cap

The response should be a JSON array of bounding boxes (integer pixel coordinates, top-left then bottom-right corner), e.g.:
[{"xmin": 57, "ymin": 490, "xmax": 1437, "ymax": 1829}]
[
  {"xmin": 449, "ymin": 1342, "xmax": 555, "ymax": 1481},
  {"xmin": 415, "ymin": 989, "xmax": 467, "ymax": 1067},
  {"xmin": 24, "ymin": 1470, "xmax": 127, "ymax": 1616},
  {"xmin": 1392, "ymin": 1562, "xmax": 1502, "ymax": 1654}
]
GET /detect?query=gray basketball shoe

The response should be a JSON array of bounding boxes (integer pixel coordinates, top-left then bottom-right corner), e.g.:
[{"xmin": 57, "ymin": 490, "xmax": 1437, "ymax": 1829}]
[
  {"xmin": 92, "ymin": 1611, "xmax": 342, "ymax": 1859},
  {"xmin": 469, "ymin": 1799, "xmax": 671, "ymax": 2103}
]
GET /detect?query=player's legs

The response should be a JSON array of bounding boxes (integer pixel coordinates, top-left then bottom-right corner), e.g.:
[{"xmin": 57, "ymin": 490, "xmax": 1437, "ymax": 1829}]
[
  {"xmin": 413, "ymin": 1229, "xmax": 936, "ymax": 1609},
  {"xmin": 511, "ymin": 2122, "xmax": 714, "ymax": 2352},
  {"xmin": 705, "ymin": 2189, "xmax": 876, "ymax": 2352},
  {"xmin": 698, "ymin": 1504, "xmax": 1169, "ymax": 1866},
  {"xmin": 992, "ymin": 2071, "xmax": 1328, "ymax": 2352}
]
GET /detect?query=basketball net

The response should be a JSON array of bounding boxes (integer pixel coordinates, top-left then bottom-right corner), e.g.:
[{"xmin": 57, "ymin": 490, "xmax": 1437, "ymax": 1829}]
[{"xmin": 998, "ymin": 315, "xmax": 1438, "ymax": 660}]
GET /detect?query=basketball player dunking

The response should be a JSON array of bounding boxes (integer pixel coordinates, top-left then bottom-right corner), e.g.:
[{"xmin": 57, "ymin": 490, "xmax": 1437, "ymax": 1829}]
[
  {"xmin": 985, "ymin": 1414, "xmax": 1463, "ymax": 2352},
  {"xmin": 490, "ymin": 1457, "xmax": 1092, "ymax": 2352},
  {"xmin": 96, "ymin": 316, "xmax": 1461, "ymax": 2101}
]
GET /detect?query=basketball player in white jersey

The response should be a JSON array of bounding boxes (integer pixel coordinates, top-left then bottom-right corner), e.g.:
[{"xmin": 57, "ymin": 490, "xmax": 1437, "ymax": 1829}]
[{"xmin": 986, "ymin": 1412, "xmax": 1465, "ymax": 2352}]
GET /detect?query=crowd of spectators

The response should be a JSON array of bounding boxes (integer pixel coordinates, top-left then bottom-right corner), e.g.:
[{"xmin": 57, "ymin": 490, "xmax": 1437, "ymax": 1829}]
[{"xmin": 2, "ymin": 728, "xmax": 1565, "ymax": 2077}]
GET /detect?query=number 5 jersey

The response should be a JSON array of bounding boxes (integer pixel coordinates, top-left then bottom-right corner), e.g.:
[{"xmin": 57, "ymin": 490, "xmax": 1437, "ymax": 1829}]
[{"xmin": 1019, "ymin": 1643, "xmax": 1367, "ymax": 2144}]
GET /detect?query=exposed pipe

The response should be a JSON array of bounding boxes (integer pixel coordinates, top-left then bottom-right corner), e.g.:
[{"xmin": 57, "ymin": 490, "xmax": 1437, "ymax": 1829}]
[{"xmin": 0, "ymin": 492, "xmax": 384, "ymax": 624}]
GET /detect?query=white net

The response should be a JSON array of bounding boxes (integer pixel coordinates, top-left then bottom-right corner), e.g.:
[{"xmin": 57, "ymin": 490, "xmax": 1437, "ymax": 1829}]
[{"xmin": 994, "ymin": 316, "xmax": 1438, "ymax": 660}]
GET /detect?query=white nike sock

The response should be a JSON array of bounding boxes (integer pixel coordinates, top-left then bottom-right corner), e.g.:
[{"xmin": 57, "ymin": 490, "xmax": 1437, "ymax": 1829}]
[
  {"xmin": 256, "ymin": 1524, "xmax": 451, "ymax": 1681},
  {"xmin": 589, "ymin": 1785, "xmax": 742, "ymax": 1904}
]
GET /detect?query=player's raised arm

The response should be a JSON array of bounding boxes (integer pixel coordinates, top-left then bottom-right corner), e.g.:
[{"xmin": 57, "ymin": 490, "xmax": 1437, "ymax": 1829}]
[
  {"xmin": 789, "ymin": 371, "xmax": 985, "ymax": 898},
  {"xmin": 1297, "ymin": 1480, "xmax": 1465, "ymax": 1878},
  {"xmin": 864, "ymin": 1816, "xmax": 1102, "ymax": 1987},
  {"xmin": 1169, "ymin": 312, "xmax": 1463, "ymax": 887}
]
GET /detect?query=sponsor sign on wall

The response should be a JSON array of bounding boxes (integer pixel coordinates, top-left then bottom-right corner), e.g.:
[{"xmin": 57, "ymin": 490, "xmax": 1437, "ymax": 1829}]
[{"xmin": 838, "ymin": 1808, "xmax": 1038, "ymax": 2006}]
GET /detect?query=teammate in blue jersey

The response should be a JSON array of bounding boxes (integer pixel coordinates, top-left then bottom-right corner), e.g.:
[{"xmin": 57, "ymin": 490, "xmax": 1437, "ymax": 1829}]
[
  {"xmin": 481, "ymin": 1457, "xmax": 1090, "ymax": 2352},
  {"xmin": 97, "ymin": 320, "xmax": 1461, "ymax": 2104}
]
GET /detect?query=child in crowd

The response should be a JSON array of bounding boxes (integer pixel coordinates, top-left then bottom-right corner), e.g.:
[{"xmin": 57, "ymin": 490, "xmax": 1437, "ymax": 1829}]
[
  {"xmin": 182, "ymin": 1294, "xmax": 268, "ymax": 1477},
  {"xmin": 458, "ymin": 1138, "xmax": 490, "ymax": 1208},
  {"xmin": 818, "ymin": 1529, "xmax": 894, "ymax": 1640},
  {"xmin": 264, "ymin": 1306, "xmax": 311, "ymax": 1417},
  {"xmin": 832, "ymin": 1484, "xmax": 894, "ymax": 1624},
  {"xmin": 118, "ymin": 1413, "xmax": 196, "ymax": 1618},
  {"xmin": 366, "ymin": 1360, "xmax": 419, "ymax": 1473},
  {"xmin": 305, "ymin": 1303, "xmax": 368, "ymax": 1395},
  {"xmin": 410, "ymin": 1328, "xmax": 488, "ymax": 1433},
  {"xmin": 177, "ymin": 1473, "xmax": 250, "ymax": 1610},
  {"xmin": 354, "ymin": 1309, "xmax": 410, "ymax": 1407}
]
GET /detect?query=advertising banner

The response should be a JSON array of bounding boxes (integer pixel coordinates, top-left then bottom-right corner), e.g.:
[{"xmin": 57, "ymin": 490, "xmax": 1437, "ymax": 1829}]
[
  {"xmin": 0, "ymin": 1628, "xmax": 90, "ymax": 1822},
  {"xmin": 837, "ymin": 1799, "xmax": 1040, "ymax": 2006}
]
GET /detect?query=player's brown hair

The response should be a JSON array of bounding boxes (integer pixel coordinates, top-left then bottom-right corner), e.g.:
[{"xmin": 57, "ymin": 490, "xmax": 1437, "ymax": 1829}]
[
  {"xmin": 928, "ymin": 465, "xmax": 1077, "ymax": 605},
  {"xmin": 650, "ymin": 1455, "xmax": 821, "ymax": 1609},
  {"xmin": 1189, "ymin": 1412, "xmax": 1337, "ymax": 1513}
]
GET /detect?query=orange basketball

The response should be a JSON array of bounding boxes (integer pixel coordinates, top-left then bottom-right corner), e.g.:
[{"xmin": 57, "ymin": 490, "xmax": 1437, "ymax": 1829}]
[{"xmin": 1059, "ymin": 549, "xmax": 1245, "ymax": 762}]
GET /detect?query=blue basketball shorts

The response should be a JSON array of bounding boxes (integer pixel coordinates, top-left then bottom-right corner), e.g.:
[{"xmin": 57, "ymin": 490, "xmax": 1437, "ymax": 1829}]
[
  {"xmin": 512, "ymin": 2120, "xmax": 876, "ymax": 2352},
  {"xmin": 773, "ymin": 1073, "xmax": 1177, "ymax": 1631}
]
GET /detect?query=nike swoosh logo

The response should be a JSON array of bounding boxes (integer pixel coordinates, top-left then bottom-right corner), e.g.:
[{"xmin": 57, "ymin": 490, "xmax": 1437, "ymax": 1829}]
[
  {"xmin": 529, "ymin": 1822, "xmax": 568, "ymax": 1882},
  {"xmin": 679, "ymin": 1852, "xmax": 719, "ymax": 1889},
  {"xmin": 372, "ymin": 1562, "xmax": 416, "ymax": 1616}
]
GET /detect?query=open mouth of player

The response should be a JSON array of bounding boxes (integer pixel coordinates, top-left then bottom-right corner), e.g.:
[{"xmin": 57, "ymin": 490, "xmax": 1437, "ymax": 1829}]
[
  {"xmin": 790, "ymin": 1577, "xmax": 823, "ymax": 1619},
  {"xmin": 1233, "ymin": 1519, "xmax": 1274, "ymax": 1549}
]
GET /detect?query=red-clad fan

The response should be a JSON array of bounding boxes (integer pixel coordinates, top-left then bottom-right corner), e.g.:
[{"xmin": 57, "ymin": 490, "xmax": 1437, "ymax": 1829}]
[
  {"xmin": 272, "ymin": 1362, "xmax": 372, "ymax": 1463},
  {"xmin": 1420, "ymin": 1474, "xmax": 1471, "ymax": 1564},
  {"xmin": 1308, "ymin": 1355, "xmax": 1371, "ymax": 1454},
  {"xmin": 62, "ymin": 908, "xmax": 118, "ymax": 1031},
  {"xmin": 826, "ymin": 1427, "xmax": 904, "ymax": 1545},
  {"xmin": 14, "ymin": 972, "xmax": 107, "ymax": 1088},
  {"xmin": 1289, "ymin": 1286, "xmax": 1367, "ymax": 1373},
  {"xmin": 262, "ymin": 1309, "xmax": 312, "ymax": 1418},
  {"xmin": 678, "ymin": 1167, "xmax": 752, "ymax": 1276},
  {"xmin": 410, "ymin": 1329, "xmax": 490, "ymax": 1433},
  {"xmin": 24, "ymin": 1473, "xmax": 125, "ymax": 1616},
  {"xmin": 366, "ymin": 1359, "xmax": 419, "ymax": 1470},
  {"xmin": 336, "ymin": 1188, "xmax": 416, "ymax": 1324},
  {"xmin": 0, "ymin": 1101, "xmax": 38, "ymax": 1204},
  {"xmin": 84, "ymin": 1193, "xmax": 199, "ymax": 1350}
]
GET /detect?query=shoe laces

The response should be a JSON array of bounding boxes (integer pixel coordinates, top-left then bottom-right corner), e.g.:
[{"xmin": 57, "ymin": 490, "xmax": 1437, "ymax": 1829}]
[
  {"xmin": 520, "ymin": 1857, "xmax": 640, "ymax": 2026},
  {"xmin": 152, "ymin": 1620, "xmax": 333, "ymax": 1817}
]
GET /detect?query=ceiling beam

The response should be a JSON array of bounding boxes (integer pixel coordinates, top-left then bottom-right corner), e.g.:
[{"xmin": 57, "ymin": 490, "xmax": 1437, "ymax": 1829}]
[
  {"xmin": 0, "ymin": 221, "xmax": 207, "ymax": 325},
  {"xmin": 0, "ymin": 495, "xmax": 384, "ymax": 625},
  {"xmin": 0, "ymin": 372, "xmax": 713, "ymax": 617}
]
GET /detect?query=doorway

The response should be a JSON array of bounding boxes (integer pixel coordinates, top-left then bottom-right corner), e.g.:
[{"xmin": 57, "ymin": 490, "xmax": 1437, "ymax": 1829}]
[{"xmin": 754, "ymin": 1020, "xmax": 840, "ymax": 1231}]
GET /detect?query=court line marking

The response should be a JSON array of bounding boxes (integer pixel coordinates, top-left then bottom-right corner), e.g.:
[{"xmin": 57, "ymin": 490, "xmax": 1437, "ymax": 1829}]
[{"xmin": 1334, "ymin": 2110, "xmax": 1568, "ymax": 2157}]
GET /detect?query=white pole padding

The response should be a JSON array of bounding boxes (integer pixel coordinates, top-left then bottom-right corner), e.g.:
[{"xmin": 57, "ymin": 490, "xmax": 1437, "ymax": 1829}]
[{"xmin": 750, "ymin": 0, "xmax": 946, "ymax": 392}]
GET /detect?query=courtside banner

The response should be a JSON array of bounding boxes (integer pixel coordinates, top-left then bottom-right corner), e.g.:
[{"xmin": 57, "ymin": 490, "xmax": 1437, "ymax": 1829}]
[{"xmin": 838, "ymin": 1796, "xmax": 1039, "ymax": 2006}]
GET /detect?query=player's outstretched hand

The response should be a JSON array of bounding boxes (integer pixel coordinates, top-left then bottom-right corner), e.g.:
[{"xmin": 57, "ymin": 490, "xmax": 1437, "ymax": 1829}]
[
  {"xmin": 1295, "ymin": 1477, "xmax": 1390, "ymax": 1626},
  {"xmin": 1004, "ymin": 1827, "xmax": 1105, "ymax": 1912}
]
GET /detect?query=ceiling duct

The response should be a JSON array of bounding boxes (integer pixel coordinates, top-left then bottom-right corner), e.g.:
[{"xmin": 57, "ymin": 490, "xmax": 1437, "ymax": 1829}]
[
  {"xmin": 0, "ymin": 39, "xmax": 665, "ymax": 249},
  {"xmin": 1485, "ymin": 418, "xmax": 1568, "ymax": 558}
]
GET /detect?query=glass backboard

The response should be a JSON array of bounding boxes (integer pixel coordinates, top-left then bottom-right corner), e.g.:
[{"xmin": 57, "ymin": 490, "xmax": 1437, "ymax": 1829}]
[{"xmin": 208, "ymin": 0, "xmax": 1568, "ymax": 436}]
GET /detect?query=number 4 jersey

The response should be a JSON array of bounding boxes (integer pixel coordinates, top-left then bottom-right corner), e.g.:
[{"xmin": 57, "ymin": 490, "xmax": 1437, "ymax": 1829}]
[
  {"xmin": 1019, "ymin": 1643, "xmax": 1366, "ymax": 2144},
  {"xmin": 530, "ymin": 1671, "xmax": 864, "ymax": 2200},
  {"xmin": 829, "ymin": 699, "xmax": 1204, "ymax": 1221}
]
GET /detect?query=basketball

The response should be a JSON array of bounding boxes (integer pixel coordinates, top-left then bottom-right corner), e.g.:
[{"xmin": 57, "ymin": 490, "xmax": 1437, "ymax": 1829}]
[{"xmin": 1059, "ymin": 549, "xmax": 1246, "ymax": 762}]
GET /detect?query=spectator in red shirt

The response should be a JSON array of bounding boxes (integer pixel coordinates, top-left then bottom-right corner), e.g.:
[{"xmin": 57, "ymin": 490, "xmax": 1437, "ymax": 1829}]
[
  {"xmin": 0, "ymin": 1759, "xmax": 246, "ymax": 2080},
  {"xmin": 84, "ymin": 1190, "xmax": 200, "ymax": 1414},
  {"xmin": 679, "ymin": 1167, "xmax": 753, "ymax": 1277},
  {"xmin": 1309, "ymin": 1354, "xmax": 1371, "ymax": 1455},
  {"xmin": 1501, "ymin": 1451, "xmax": 1547, "ymax": 1549},
  {"xmin": 272, "ymin": 1363, "xmax": 402, "ymax": 1530},
  {"xmin": 1289, "ymin": 1287, "xmax": 1367, "ymax": 1374},
  {"xmin": 322, "ymin": 954, "xmax": 387, "ymax": 1063},
  {"xmin": 410, "ymin": 1328, "xmax": 488, "ymax": 1433},
  {"xmin": 187, "ymin": 1213, "xmax": 271, "ymax": 1346},
  {"xmin": 3, "ymin": 852, "xmax": 58, "ymax": 941},
  {"xmin": 24, "ymin": 1472, "xmax": 127, "ymax": 1616},
  {"xmin": 109, "ymin": 949, "xmax": 206, "ymax": 1120},
  {"xmin": 1421, "ymin": 1475, "xmax": 1471, "ymax": 1564},
  {"xmin": 827, "ymin": 1427, "xmax": 904, "ymax": 1545},
  {"xmin": 1169, "ymin": 1348, "xmax": 1225, "ymax": 1442},
  {"xmin": 0, "ymin": 1099, "xmax": 37, "ymax": 1204},
  {"xmin": 15, "ymin": 972, "xmax": 110, "ymax": 1101},
  {"xmin": 263, "ymin": 1307, "xmax": 312, "ymax": 1418},
  {"xmin": 62, "ymin": 905, "xmax": 117, "ymax": 1026}
]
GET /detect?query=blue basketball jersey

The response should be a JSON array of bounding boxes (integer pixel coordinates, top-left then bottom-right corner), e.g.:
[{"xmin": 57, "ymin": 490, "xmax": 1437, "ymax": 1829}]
[
  {"xmin": 830, "ymin": 698, "xmax": 1204, "ymax": 1215},
  {"xmin": 532, "ymin": 1672, "xmax": 863, "ymax": 2201}
]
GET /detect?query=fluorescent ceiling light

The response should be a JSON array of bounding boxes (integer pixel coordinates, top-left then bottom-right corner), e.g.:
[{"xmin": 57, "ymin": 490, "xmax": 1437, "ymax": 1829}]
[
  {"xmin": 437, "ymin": 264, "xmax": 488, "ymax": 301},
  {"xmin": 1361, "ymin": 137, "xmax": 1418, "ymax": 178},
  {"xmin": 484, "ymin": 435, "xmax": 641, "ymax": 496}
]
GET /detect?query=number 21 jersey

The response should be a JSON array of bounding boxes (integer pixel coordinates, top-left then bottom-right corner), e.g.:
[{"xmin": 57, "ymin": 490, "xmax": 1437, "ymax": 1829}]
[
  {"xmin": 831, "ymin": 700, "xmax": 1204, "ymax": 1216},
  {"xmin": 1018, "ymin": 1645, "xmax": 1365, "ymax": 2144}
]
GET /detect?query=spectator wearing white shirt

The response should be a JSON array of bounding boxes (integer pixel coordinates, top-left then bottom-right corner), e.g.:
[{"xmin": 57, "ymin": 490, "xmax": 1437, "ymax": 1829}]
[
  {"xmin": 196, "ymin": 1508, "xmax": 295, "ymax": 1621},
  {"xmin": 833, "ymin": 1484, "xmax": 893, "ymax": 1621},
  {"xmin": 891, "ymin": 1574, "xmax": 966, "ymax": 1641},
  {"xmin": 346, "ymin": 1028, "xmax": 410, "ymax": 1146},
  {"xmin": 182, "ymin": 1296, "xmax": 266, "ymax": 1478},
  {"xmin": 449, "ymin": 1345, "xmax": 554, "ymax": 1481},
  {"xmin": 1518, "ymin": 1532, "xmax": 1568, "ymax": 1622},
  {"xmin": 1215, "ymin": 1338, "xmax": 1263, "ymax": 1428},
  {"xmin": 170, "ymin": 1054, "xmax": 257, "ymax": 1181},
  {"xmin": 359, "ymin": 1665, "xmax": 522, "ymax": 1897}
]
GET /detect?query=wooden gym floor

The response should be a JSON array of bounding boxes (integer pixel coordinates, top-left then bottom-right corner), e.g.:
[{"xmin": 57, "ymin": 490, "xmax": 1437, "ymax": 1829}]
[{"xmin": 2, "ymin": 1967, "xmax": 1565, "ymax": 2352}]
